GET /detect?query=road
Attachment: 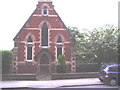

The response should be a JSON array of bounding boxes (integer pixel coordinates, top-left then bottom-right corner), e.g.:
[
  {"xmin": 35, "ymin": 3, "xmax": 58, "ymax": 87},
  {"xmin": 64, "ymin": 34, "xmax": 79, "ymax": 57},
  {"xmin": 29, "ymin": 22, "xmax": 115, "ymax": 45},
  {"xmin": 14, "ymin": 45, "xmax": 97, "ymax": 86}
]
[
  {"xmin": 59, "ymin": 85, "xmax": 119, "ymax": 88},
  {"xmin": 1, "ymin": 78, "xmax": 119, "ymax": 89}
]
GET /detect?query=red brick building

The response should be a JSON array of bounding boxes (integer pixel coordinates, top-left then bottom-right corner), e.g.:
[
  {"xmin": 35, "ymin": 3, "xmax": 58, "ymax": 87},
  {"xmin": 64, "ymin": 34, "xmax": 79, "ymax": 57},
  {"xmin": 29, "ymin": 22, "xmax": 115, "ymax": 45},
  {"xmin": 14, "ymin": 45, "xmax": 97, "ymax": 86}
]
[{"xmin": 13, "ymin": 0, "xmax": 74, "ymax": 74}]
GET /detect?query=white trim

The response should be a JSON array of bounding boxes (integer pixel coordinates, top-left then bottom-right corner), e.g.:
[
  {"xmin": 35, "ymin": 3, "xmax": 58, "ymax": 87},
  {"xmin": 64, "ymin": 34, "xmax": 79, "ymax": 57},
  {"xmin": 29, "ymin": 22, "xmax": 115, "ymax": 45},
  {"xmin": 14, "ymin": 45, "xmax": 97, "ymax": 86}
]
[
  {"xmin": 51, "ymin": 28, "xmax": 67, "ymax": 30},
  {"xmin": 54, "ymin": 34, "xmax": 65, "ymax": 43},
  {"xmin": 54, "ymin": 35, "xmax": 65, "ymax": 61},
  {"xmin": 33, "ymin": 14, "xmax": 57, "ymax": 17},
  {"xmin": 56, "ymin": 43, "xmax": 62, "ymax": 45},
  {"xmin": 20, "ymin": 41, "xmax": 70, "ymax": 44},
  {"xmin": 24, "ymin": 44, "xmax": 26, "ymax": 62},
  {"xmin": 20, "ymin": 41, "xmax": 40, "ymax": 43},
  {"xmin": 55, "ymin": 46, "xmax": 57, "ymax": 61},
  {"xmin": 39, "ymin": 0, "xmax": 52, "ymax": 2},
  {"xmin": 25, "ymin": 33, "xmax": 36, "ymax": 41},
  {"xmin": 24, "ymin": 34, "xmax": 35, "ymax": 62},
  {"xmin": 56, "ymin": 45, "xmax": 63, "ymax": 61},
  {"xmin": 63, "ymin": 44, "xmax": 65, "ymax": 55},
  {"xmin": 33, "ymin": 14, "xmax": 42, "ymax": 17},
  {"xmin": 41, "ymin": 46, "xmax": 50, "ymax": 48},
  {"xmin": 23, "ymin": 27, "xmax": 66, "ymax": 31},
  {"xmin": 23, "ymin": 28, "xmax": 39, "ymax": 30},
  {"xmin": 49, "ymin": 15, "xmax": 57, "ymax": 17},
  {"xmin": 42, "ymin": 6, "xmax": 49, "ymax": 16}
]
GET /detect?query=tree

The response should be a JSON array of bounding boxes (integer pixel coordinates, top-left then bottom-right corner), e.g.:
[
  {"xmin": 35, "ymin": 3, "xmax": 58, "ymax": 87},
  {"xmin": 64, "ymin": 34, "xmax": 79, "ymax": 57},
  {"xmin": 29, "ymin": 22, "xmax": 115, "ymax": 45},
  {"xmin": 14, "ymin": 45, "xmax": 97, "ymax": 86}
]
[
  {"xmin": 87, "ymin": 25, "xmax": 118, "ymax": 65},
  {"xmin": 1, "ymin": 50, "xmax": 13, "ymax": 74},
  {"xmin": 68, "ymin": 25, "xmax": 118, "ymax": 67}
]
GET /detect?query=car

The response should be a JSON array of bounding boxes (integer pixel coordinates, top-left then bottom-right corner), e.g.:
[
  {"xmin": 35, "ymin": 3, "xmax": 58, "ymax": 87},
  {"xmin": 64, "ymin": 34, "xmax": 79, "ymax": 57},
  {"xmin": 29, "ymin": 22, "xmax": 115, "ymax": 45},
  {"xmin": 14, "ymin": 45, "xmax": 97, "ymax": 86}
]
[{"xmin": 98, "ymin": 64, "xmax": 120, "ymax": 86}]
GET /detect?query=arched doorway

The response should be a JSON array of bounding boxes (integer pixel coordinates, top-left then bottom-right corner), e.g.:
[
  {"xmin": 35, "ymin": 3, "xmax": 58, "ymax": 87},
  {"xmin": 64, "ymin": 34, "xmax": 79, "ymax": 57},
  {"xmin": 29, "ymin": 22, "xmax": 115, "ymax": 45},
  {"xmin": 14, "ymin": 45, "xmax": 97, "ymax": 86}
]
[{"xmin": 35, "ymin": 49, "xmax": 54, "ymax": 75}]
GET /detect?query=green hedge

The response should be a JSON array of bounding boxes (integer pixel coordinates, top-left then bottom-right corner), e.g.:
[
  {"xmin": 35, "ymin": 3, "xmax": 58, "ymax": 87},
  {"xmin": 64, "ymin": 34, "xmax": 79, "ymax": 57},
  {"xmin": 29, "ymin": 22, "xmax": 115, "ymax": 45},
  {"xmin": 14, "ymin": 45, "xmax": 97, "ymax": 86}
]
[
  {"xmin": 56, "ymin": 55, "xmax": 67, "ymax": 73},
  {"xmin": 56, "ymin": 64, "xmax": 67, "ymax": 73},
  {"xmin": 0, "ymin": 50, "xmax": 13, "ymax": 74},
  {"xmin": 76, "ymin": 63, "xmax": 99, "ymax": 72}
]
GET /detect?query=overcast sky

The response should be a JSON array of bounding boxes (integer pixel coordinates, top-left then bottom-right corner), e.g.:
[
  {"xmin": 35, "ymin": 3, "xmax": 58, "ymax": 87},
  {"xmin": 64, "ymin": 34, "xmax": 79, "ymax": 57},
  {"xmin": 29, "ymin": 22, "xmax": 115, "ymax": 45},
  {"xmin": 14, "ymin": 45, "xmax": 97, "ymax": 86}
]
[{"xmin": 0, "ymin": 0, "xmax": 119, "ymax": 50}]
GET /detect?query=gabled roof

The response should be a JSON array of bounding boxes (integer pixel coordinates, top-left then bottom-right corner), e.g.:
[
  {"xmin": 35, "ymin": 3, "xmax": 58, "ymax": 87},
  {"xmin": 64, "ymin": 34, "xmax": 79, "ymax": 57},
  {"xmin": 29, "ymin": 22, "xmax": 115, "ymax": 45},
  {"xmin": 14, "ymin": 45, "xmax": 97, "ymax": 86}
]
[
  {"xmin": 13, "ymin": 9, "xmax": 37, "ymax": 41},
  {"xmin": 13, "ymin": 1, "xmax": 68, "ymax": 41}
]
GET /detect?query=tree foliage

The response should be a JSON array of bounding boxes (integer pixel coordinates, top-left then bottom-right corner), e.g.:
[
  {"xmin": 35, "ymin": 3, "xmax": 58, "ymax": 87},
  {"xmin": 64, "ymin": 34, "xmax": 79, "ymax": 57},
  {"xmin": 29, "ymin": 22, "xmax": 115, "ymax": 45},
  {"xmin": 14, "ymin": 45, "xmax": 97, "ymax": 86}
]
[{"xmin": 68, "ymin": 25, "xmax": 118, "ymax": 67}]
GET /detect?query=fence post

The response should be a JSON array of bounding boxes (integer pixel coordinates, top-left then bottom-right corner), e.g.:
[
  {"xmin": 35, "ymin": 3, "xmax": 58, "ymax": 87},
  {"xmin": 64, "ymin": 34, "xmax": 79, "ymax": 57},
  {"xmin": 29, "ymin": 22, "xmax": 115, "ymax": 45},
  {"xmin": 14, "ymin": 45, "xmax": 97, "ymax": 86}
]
[{"xmin": 71, "ymin": 56, "xmax": 76, "ymax": 73}]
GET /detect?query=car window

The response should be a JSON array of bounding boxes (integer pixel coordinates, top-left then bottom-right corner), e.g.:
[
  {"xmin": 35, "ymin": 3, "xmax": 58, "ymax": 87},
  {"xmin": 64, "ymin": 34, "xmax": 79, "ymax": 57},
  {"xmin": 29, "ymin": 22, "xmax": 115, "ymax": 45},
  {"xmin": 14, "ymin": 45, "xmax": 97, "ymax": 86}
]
[
  {"xmin": 101, "ymin": 65, "xmax": 107, "ymax": 69},
  {"xmin": 109, "ymin": 66, "xmax": 118, "ymax": 72},
  {"xmin": 118, "ymin": 66, "xmax": 120, "ymax": 72}
]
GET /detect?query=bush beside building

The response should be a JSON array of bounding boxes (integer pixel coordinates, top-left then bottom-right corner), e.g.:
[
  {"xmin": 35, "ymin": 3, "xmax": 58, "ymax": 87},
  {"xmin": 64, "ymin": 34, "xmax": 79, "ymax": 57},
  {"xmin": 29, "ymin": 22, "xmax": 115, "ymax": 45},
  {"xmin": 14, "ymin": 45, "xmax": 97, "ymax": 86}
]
[{"xmin": 0, "ymin": 50, "xmax": 13, "ymax": 74}]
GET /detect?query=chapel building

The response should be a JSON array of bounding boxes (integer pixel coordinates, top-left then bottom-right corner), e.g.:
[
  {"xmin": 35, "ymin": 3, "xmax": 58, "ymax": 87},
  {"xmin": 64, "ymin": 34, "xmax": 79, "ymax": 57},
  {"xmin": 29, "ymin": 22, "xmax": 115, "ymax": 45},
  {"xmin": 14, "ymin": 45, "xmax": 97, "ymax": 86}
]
[{"xmin": 13, "ymin": 0, "xmax": 74, "ymax": 74}]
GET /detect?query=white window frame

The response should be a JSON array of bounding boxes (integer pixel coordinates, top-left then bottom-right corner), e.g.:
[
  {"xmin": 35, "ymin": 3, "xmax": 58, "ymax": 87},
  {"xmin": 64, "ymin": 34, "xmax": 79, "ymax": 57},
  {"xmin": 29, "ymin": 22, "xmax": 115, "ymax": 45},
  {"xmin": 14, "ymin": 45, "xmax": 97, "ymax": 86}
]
[
  {"xmin": 56, "ymin": 43, "xmax": 63, "ymax": 61},
  {"xmin": 42, "ymin": 6, "xmax": 49, "ymax": 16},
  {"xmin": 26, "ymin": 43, "xmax": 33, "ymax": 62}
]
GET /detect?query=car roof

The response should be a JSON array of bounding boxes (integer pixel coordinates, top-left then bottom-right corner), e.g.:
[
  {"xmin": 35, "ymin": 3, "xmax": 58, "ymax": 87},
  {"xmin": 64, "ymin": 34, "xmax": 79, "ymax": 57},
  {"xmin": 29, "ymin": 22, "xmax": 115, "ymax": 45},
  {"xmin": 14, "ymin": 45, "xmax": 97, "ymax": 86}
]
[{"xmin": 108, "ymin": 64, "xmax": 120, "ymax": 68}]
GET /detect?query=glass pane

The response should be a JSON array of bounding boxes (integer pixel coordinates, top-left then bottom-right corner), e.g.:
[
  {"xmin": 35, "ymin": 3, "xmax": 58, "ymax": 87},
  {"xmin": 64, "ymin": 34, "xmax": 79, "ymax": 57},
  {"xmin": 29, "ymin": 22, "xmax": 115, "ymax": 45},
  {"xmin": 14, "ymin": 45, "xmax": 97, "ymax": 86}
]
[
  {"xmin": 27, "ymin": 36, "xmax": 33, "ymax": 42},
  {"xmin": 57, "ymin": 36, "xmax": 62, "ymax": 43},
  {"xmin": 42, "ymin": 23, "xmax": 48, "ymax": 46},
  {"xmin": 43, "ymin": 6, "xmax": 48, "ymax": 14},
  {"xmin": 27, "ymin": 46, "xmax": 32, "ymax": 60},
  {"xmin": 57, "ymin": 47, "xmax": 62, "ymax": 59}
]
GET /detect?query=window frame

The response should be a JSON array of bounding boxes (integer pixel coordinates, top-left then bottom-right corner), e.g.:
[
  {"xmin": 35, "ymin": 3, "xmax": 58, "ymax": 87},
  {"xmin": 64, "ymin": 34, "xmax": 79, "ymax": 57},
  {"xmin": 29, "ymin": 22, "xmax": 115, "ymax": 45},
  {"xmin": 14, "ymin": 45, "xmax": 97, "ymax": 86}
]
[
  {"xmin": 41, "ymin": 23, "xmax": 49, "ymax": 48},
  {"xmin": 57, "ymin": 45, "xmax": 63, "ymax": 60},
  {"xmin": 26, "ymin": 36, "xmax": 34, "ymax": 62},
  {"xmin": 42, "ymin": 6, "xmax": 49, "ymax": 16},
  {"xmin": 56, "ymin": 36, "xmax": 63, "ymax": 60}
]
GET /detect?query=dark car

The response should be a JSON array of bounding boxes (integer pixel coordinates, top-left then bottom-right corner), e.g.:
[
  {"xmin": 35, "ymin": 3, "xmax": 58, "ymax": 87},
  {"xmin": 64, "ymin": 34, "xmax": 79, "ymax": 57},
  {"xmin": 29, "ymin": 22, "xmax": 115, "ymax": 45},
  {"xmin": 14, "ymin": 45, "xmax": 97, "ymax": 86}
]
[{"xmin": 98, "ymin": 64, "xmax": 120, "ymax": 86}]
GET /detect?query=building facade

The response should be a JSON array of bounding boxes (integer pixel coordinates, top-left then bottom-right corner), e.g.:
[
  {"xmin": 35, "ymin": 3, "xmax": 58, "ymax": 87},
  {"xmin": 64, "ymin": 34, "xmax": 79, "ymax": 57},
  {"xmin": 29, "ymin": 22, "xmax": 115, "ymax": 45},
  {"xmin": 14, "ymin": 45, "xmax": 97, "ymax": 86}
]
[{"xmin": 13, "ymin": 0, "xmax": 74, "ymax": 74}]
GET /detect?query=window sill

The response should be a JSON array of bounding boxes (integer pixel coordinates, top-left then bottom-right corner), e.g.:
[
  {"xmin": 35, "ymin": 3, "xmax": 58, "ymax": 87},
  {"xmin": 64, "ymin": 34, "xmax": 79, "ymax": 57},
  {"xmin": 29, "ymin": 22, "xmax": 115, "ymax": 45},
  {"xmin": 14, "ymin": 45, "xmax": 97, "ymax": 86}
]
[
  {"xmin": 41, "ymin": 46, "xmax": 49, "ymax": 48},
  {"xmin": 26, "ymin": 60, "xmax": 33, "ymax": 62},
  {"xmin": 42, "ymin": 14, "xmax": 49, "ymax": 16}
]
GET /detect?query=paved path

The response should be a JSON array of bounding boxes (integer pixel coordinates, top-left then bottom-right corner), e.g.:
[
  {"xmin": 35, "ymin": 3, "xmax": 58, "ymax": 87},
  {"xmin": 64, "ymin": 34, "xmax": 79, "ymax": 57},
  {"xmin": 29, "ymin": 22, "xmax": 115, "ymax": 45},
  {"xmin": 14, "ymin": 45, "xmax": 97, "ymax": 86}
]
[{"xmin": 1, "ymin": 78, "xmax": 102, "ymax": 88}]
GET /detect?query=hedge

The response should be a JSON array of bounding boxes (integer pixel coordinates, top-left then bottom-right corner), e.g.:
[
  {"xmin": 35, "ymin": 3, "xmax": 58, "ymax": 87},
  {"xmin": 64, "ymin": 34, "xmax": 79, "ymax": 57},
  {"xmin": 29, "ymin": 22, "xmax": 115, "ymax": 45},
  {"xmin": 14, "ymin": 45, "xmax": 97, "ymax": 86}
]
[{"xmin": 0, "ymin": 50, "xmax": 13, "ymax": 74}]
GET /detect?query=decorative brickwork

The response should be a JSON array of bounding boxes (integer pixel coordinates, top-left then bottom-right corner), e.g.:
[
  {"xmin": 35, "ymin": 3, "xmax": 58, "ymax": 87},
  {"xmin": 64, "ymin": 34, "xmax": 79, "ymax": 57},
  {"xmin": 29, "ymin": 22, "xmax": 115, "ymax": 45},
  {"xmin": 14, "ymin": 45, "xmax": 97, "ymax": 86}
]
[{"xmin": 13, "ymin": 0, "xmax": 73, "ymax": 74}]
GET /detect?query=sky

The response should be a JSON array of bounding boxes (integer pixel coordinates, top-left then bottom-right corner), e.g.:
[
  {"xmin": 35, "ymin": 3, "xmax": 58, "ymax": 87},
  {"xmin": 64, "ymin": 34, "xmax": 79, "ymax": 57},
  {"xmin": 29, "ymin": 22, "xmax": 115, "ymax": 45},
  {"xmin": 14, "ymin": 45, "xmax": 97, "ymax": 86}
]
[{"xmin": 0, "ymin": 0, "xmax": 119, "ymax": 50}]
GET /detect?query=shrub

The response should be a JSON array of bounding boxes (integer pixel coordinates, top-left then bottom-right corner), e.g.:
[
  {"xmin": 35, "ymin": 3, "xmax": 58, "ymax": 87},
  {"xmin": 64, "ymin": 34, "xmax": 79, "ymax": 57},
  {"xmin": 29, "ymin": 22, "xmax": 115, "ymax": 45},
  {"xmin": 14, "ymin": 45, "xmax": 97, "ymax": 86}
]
[{"xmin": 56, "ymin": 55, "xmax": 67, "ymax": 73}]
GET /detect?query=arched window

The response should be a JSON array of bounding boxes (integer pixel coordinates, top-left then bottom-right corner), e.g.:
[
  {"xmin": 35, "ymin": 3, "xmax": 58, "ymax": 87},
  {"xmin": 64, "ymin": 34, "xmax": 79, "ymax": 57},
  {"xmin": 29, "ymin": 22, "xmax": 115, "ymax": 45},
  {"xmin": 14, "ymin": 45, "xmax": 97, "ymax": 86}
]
[
  {"xmin": 41, "ymin": 23, "xmax": 48, "ymax": 47},
  {"xmin": 56, "ymin": 36, "xmax": 63, "ymax": 60},
  {"xmin": 27, "ymin": 36, "xmax": 33, "ymax": 42},
  {"xmin": 42, "ymin": 6, "xmax": 48, "ymax": 16},
  {"xmin": 26, "ymin": 36, "xmax": 33, "ymax": 61},
  {"xmin": 57, "ymin": 36, "xmax": 62, "ymax": 43}
]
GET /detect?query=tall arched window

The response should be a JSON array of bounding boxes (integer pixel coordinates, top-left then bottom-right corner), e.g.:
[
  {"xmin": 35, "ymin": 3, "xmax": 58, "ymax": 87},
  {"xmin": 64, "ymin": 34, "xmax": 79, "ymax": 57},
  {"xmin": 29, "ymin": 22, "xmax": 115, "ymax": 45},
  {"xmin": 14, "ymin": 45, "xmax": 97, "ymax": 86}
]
[
  {"xmin": 56, "ymin": 36, "xmax": 63, "ymax": 60},
  {"xmin": 26, "ymin": 36, "xmax": 33, "ymax": 61},
  {"xmin": 41, "ymin": 23, "xmax": 48, "ymax": 47}
]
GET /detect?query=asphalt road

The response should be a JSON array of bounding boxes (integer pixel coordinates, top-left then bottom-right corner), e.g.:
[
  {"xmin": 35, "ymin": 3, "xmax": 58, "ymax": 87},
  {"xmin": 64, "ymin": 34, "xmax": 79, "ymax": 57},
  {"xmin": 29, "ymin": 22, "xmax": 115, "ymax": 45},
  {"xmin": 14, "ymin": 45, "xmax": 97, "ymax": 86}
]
[
  {"xmin": 59, "ymin": 85, "xmax": 119, "ymax": 88},
  {"xmin": 1, "ymin": 78, "xmax": 119, "ymax": 89}
]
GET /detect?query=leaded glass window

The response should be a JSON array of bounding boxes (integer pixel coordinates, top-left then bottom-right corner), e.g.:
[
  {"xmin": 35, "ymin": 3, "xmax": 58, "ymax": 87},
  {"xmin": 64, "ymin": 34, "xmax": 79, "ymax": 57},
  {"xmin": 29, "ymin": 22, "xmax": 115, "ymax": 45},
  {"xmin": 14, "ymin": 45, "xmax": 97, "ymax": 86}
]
[{"xmin": 42, "ymin": 23, "xmax": 48, "ymax": 46}]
